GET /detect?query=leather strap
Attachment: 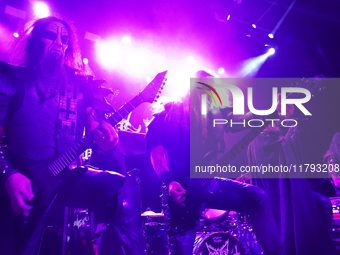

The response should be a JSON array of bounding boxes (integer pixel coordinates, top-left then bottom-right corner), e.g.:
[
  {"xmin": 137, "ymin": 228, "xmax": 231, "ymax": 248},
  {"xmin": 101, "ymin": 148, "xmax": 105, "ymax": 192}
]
[{"xmin": 56, "ymin": 70, "xmax": 78, "ymax": 154}]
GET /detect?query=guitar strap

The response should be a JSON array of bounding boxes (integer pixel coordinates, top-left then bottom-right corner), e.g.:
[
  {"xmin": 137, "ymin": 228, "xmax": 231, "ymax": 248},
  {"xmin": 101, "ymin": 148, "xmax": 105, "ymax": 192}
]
[{"xmin": 56, "ymin": 70, "xmax": 78, "ymax": 154}]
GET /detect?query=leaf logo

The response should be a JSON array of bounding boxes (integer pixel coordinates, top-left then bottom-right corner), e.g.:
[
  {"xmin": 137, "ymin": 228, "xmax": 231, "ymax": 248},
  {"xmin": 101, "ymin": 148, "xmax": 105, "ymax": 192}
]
[{"xmin": 196, "ymin": 82, "xmax": 222, "ymax": 106}]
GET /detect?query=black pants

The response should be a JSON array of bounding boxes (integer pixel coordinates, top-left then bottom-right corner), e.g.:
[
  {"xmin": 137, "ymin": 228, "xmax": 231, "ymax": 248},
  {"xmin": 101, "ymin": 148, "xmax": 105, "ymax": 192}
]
[
  {"xmin": 0, "ymin": 168, "xmax": 144, "ymax": 255},
  {"xmin": 162, "ymin": 178, "xmax": 285, "ymax": 255}
]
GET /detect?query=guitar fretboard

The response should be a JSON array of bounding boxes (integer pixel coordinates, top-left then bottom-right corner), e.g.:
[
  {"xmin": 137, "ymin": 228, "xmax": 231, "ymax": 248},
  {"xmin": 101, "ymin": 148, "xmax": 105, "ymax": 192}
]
[
  {"xmin": 106, "ymin": 96, "xmax": 141, "ymax": 127},
  {"xmin": 218, "ymin": 126, "xmax": 264, "ymax": 166},
  {"xmin": 48, "ymin": 133, "xmax": 95, "ymax": 176},
  {"xmin": 48, "ymin": 94, "xmax": 143, "ymax": 176}
]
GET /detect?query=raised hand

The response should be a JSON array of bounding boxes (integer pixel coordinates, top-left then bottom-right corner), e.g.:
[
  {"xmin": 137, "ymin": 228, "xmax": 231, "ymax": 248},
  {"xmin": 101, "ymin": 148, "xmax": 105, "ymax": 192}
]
[
  {"xmin": 93, "ymin": 121, "xmax": 119, "ymax": 152},
  {"xmin": 169, "ymin": 181, "xmax": 186, "ymax": 206}
]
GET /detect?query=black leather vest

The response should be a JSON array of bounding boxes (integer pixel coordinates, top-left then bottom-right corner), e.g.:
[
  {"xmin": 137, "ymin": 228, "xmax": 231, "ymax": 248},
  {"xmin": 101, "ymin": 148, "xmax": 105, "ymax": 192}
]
[{"xmin": 3, "ymin": 66, "xmax": 87, "ymax": 168}]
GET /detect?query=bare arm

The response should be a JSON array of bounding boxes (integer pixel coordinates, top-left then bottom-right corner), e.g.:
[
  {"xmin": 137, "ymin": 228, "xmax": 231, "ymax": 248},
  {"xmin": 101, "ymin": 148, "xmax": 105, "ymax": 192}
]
[
  {"xmin": 150, "ymin": 145, "xmax": 186, "ymax": 206},
  {"xmin": 150, "ymin": 145, "xmax": 170, "ymax": 177},
  {"xmin": 1, "ymin": 126, "xmax": 34, "ymax": 217}
]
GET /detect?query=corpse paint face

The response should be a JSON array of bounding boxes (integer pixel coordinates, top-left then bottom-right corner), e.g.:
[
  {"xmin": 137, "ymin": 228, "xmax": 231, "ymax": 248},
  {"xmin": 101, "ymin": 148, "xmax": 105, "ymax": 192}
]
[
  {"xmin": 40, "ymin": 21, "xmax": 69, "ymax": 61},
  {"xmin": 39, "ymin": 21, "xmax": 69, "ymax": 77}
]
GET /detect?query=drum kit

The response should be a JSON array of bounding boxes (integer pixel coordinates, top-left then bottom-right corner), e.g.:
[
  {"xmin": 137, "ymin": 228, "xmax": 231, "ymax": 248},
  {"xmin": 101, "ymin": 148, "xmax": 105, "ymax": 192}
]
[{"xmin": 142, "ymin": 208, "xmax": 263, "ymax": 255}]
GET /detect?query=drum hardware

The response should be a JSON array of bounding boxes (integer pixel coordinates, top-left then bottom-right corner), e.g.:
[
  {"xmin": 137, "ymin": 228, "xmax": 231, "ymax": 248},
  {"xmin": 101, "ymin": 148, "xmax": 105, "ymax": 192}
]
[
  {"xmin": 196, "ymin": 209, "xmax": 263, "ymax": 255},
  {"xmin": 193, "ymin": 232, "xmax": 248, "ymax": 255},
  {"xmin": 141, "ymin": 210, "xmax": 165, "ymax": 217},
  {"xmin": 142, "ymin": 209, "xmax": 168, "ymax": 255},
  {"xmin": 140, "ymin": 208, "xmax": 263, "ymax": 255},
  {"xmin": 202, "ymin": 208, "xmax": 228, "ymax": 220}
]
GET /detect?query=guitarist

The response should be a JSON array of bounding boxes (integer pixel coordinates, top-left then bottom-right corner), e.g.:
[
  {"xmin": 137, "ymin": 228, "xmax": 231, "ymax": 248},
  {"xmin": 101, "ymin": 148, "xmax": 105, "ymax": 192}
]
[
  {"xmin": 146, "ymin": 70, "xmax": 285, "ymax": 255},
  {"xmin": 0, "ymin": 16, "xmax": 142, "ymax": 255},
  {"xmin": 248, "ymin": 96, "xmax": 336, "ymax": 255}
]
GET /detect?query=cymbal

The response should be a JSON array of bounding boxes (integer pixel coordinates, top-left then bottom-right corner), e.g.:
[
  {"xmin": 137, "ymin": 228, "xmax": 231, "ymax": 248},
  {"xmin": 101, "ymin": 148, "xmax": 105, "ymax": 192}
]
[{"xmin": 141, "ymin": 210, "xmax": 164, "ymax": 217}]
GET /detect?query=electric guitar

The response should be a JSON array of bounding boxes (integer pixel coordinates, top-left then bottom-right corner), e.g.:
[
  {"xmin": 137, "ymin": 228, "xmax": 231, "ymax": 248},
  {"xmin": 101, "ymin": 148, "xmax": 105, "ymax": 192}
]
[
  {"xmin": 17, "ymin": 70, "xmax": 167, "ymax": 253},
  {"xmin": 167, "ymin": 77, "xmax": 325, "ymax": 230}
]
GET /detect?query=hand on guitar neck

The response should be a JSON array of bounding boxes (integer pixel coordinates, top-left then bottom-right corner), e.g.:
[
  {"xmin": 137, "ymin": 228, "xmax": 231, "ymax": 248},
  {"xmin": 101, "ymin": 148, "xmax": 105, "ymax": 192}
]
[
  {"xmin": 169, "ymin": 181, "xmax": 187, "ymax": 207},
  {"xmin": 86, "ymin": 107, "xmax": 119, "ymax": 152}
]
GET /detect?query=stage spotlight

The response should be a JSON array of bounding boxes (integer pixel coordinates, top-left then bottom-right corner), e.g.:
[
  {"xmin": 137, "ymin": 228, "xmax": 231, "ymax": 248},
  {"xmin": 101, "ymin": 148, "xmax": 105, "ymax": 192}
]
[
  {"xmin": 240, "ymin": 48, "xmax": 275, "ymax": 77},
  {"xmin": 83, "ymin": 58, "xmax": 89, "ymax": 65},
  {"xmin": 13, "ymin": 32, "xmax": 19, "ymax": 38},
  {"xmin": 187, "ymin": 56, "xmax": 195, "ymax": 63},
  {"xmin": 264, "ymin": 44, "xmax": 270, "ymax": 47},
  {"xmin": 268, "ymin": 48, "xmax": 275, "ymax": 55},
  {"xmin": 227, "ymin": 15, "xmax": 231, "ymax": 21},
  {"xmin": 218, "ymin": 68, "xmax": 225, "ymax": 74},
  {"xmin": 252, "ymin": 24, "xmax": 256, "ymax": 29},
  {"xmin": 127, "ymin": 48, "xmax": 149, "ymax": 75},
  {"xmin": 122, "ymin": 36, "xmax": 131, "ymax": 44},
  {"xmin": 33, "ymin": 2, "xmax": 49, "ymax": 18},
  {"xmin": 96, "ymin": 40, "xmax": 122, "ymax": 69},
  {"xmin": 268, "ymin": 33, "xmax": 274, "ymax": 39}
]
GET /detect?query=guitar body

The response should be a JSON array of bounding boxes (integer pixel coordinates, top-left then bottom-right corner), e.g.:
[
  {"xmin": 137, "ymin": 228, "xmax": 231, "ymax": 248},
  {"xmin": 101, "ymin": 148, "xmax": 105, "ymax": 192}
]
[
  {"xmin": 24, "ymin": 155, "xmax": 63, "ymax": 204},
  {"xmin": 6, "ymin": 156, "xmax": 66, "ymax": 255},
  {"xmin": 17, "ymin": 156, "xmax": 126, "ymax": 255},
  {"xmin": 1, "ymin": 70, "xmax": 167, "ymax": 254}
]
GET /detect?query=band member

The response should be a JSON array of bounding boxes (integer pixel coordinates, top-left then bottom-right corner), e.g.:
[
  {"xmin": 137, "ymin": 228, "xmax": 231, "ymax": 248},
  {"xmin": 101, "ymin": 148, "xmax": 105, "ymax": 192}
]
[
  {"xmin": 146, "ymin": 71, "xmax": 285, "ymax": 255},
  {"xmin": 324, "ymin": 132, "xmax": 340, "ymax": 191},
  {"xmin": 0, "ymin": 16, "xmax": 143, "ymax": 255},
  {"xmin": 248, "ymin": 98, "xmax": 335, "ymax": 255}
]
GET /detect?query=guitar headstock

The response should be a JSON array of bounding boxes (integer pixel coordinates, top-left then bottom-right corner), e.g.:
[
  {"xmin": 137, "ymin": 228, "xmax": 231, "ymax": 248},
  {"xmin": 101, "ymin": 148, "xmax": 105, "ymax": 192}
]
[{"xmin": 138, "ymin": 71, "xmax": 167, "ymax": 103}]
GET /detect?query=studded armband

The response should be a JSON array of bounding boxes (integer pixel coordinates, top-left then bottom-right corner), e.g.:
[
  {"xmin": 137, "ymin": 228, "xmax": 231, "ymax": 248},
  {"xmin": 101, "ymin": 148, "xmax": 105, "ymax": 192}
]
[{"xmin": 0, "ymin": 145, "xmax": 18, "ymax": 185}]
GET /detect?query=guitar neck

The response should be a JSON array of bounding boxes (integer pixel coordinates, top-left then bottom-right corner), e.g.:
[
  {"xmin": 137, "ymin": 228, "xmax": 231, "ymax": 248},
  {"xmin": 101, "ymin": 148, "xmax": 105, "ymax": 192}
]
[
  {"xmin": 106, "ymin": 94, "xmax": 142, "ymax": 127},
  {"xmin": 48, "ymin": 93, "xmax": 145, "ymax": 176},
  {"xmin": 47, "ymin": 133, "xmax": 95, "ymax": 176},
  {"xmin": 198, "ymin": 125, "xmax": 266, "ymax": 188},
  {"xmin": 218, "ymin": 126, "xmax": 265, "ymax": 166}
]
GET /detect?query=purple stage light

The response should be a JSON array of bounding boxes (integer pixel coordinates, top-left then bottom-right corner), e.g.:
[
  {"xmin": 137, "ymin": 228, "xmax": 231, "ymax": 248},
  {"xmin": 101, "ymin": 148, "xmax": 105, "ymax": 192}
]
[
  {"xmin": 5, "ymin": 5, "xmax": 26, "ymax": 19},
  {"xmin": 268, "ymin": 33, "xmax": 274, "ymax": 39},
  {"xmin": 240, "ymin": 48, "xmax": 276, "ymax": 77},
  {"xmin": 252, "ymin": 24, "xmax": 256, "ymax": 29},
  {"xmin": 218, "ymin": 68, "xmax": 225, "ymax": 74},
  {"xmin": 268, "ymin": 48, "xmax": 275, "ymax": 55},
  {"xmin": 83, "ymin": 58, "xmax": 89, "ymax": 65},
  {"xmin": 95, "ymin": 40, "xmax": 122, "ymax": 69},
  {"xmin": 122, "ymin": 36, "xmax": 131, "ymax": 44},
  {"xmin": 127, "ymin": 50, "xmax": 149, "ymax": 75},
  {"xmin": 13, "ymin": 32, "xmax": 19, "ymax": 38},
  {"xmin": 187, "ymin": 56, "xmax": 195, "ymax": 63},
  {"xmin": 85, "ymin": 32, "xmax": 101, "ymax": 42},
  {"xmin": 227, "ymin": 15, "xmax": 231, "ymax": 21},
  {"xmin": 33, "ymin": 2, "xmax": 50, "ymax": 18}
]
